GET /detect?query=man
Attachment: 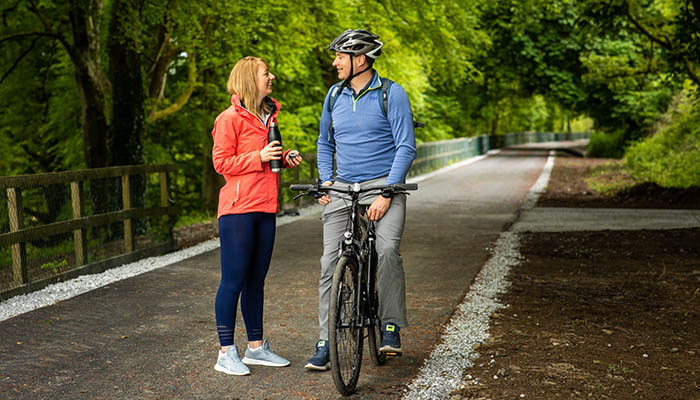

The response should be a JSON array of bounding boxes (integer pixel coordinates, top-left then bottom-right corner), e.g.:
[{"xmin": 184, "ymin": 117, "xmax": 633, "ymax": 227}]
[{"xmin": 305, "ymin": 29, "xmax": 417, "ymax": 371}]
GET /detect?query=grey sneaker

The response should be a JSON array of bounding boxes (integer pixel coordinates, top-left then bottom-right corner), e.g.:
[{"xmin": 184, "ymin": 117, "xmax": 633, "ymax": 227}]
[
  {"xmin": 214, "ymin": 346, "xmax": 250, "ymax": 376},
  {"xmin": 242, "ymin": 339, "xmax": 290, "ymax": 367}
]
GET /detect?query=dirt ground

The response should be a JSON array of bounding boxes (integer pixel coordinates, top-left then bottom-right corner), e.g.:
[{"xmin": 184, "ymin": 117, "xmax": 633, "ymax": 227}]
[{"xmin": 452, "ymin": 157, "xmax": 700, "ymax": 399}]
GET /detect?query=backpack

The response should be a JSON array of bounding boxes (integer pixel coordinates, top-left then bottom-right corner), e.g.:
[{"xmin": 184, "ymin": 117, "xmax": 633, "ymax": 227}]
[{"xmin": 326, "ymin": 77, "xmax": 424, "ymax": 142}]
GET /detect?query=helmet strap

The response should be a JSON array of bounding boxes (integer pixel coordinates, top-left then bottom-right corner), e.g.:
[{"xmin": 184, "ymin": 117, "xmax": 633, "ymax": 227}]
[{"xmin": 342, "ymin": 54, "xmax": 371, "ymax": 90}]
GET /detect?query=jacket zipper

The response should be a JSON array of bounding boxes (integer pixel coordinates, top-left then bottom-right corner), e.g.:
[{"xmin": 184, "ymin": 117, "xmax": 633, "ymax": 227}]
[
  {"xmin": 352, "ymin": 78, "xmax": 382, "ymax": 112},
  {"xmin": 232, "ymin": 180, "xmax": 240, "ymax": 205}
]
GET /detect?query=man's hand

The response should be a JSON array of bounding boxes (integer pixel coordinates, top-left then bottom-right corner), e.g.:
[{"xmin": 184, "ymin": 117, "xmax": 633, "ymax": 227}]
[
  {"xmin": 367, "ymin": 195, "xmax": 392, "ymax": 221},
  {"xmin": 318, "ymin": 181, "xmax": 333, "ymax": 205}
]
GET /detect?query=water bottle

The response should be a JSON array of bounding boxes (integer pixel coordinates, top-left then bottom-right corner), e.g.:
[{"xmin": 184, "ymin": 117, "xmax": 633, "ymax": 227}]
[{"xmin": 267, "ymin": 120, "xmax": 283, "ymax": 173}]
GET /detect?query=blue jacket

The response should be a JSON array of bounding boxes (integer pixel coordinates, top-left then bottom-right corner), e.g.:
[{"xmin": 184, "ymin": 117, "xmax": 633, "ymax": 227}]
[{"xmin": 317, "ymin": 71, "xmax": 417, "ymax": 184}]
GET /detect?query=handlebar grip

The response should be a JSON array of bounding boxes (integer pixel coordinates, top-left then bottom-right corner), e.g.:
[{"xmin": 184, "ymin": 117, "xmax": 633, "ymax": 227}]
[
  {"xmin": 395, "ymin": 183, "xmax": 418, "ymax": 191},
  {"xmin": 289, "ymin": 184, "xmax": 313, "ymax": 191}
]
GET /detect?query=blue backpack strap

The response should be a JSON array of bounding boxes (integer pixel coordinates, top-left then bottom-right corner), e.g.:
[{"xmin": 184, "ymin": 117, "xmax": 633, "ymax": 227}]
[{"xmin": 327, "ymin": 82, "xmax": 343, "ymax": 142}]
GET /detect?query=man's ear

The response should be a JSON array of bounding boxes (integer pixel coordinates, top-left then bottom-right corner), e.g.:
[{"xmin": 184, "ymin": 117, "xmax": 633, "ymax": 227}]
[{"xmin": 355, "ymin": 54, "xmax": 368, "ymax": 69}]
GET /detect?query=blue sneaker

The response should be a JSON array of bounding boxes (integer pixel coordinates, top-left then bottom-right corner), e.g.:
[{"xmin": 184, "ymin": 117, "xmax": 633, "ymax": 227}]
[
  {"xmin": 304, "ymin": 340, "xmax": 330, "ymax": 371},
  {"xmin": 214, "ymin": 346, "xmax": 250, "ymax": 376},
  {"xmin": 379, "ymin": 323, "xmax": 402, "ymax": 354},
  {"xmin": 242, "ymin": 339, "xmax": 290, "ymax": 367}
]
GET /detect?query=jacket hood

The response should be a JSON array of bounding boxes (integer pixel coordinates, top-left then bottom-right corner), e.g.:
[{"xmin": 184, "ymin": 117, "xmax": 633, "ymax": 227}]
[{"xmin": 230, "ymin": 94, "xmax": 281, "ymax": 119}]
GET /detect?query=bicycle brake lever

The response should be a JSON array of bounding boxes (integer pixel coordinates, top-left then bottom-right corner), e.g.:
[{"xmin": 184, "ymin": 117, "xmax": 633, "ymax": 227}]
[{"xmin": 293, "ymin": 193, "xmax": 304, "ymax": 200}]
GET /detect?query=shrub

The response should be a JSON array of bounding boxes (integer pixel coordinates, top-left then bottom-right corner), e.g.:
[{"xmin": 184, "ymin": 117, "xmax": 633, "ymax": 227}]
[
  {"xmin": 586, "ymin": 130, "xmax": 626, "ymax": 158},
  {"xmin": 624, "ymin": 105, "xmax": 700, "ymax": 188}
]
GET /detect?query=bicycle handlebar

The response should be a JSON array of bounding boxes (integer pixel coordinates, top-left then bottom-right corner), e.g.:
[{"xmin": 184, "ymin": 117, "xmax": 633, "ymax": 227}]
[
  {"xmin": 290, "ymin": 181, "xmax": 417, "ymax": 200},
  {"xmin": 289, "ymin": 182, "xmax": 417, "ymax": 194}
]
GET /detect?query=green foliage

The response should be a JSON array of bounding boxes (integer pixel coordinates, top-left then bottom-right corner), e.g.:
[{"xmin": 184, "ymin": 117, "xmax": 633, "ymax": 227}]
[
  {"xmin": 1, "ymin": 0, "xmax": 697, "ymax": 220},
  {"xmin": 575, "ymin": 0, "xmax": 696, "ymax": 143},
  {"xmin": 624, "ymin": 102, "xmax": 700, "ymax": 188},
  {"xmin": 40, "ymin": 259, "xmax": 67, "ymax": 274},
  {"xmin": 587, "ymin": 130, "xmax": 627, "ymax": 158},
  {"xmin": 175, "ymin": 210, "xmax": 216, "ymax": 229}
]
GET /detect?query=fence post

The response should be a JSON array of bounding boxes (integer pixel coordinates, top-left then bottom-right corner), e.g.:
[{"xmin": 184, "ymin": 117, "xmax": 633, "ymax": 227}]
[
  {"xmin": 71, "ymin": 181, "xmax": 87, "ymax": 266},
  {"xmin": 7, "ymin": 188, "xmax": 27, "ymax": 286},
  {"xmin": 121, "ymin": 174, "xmax": 134, "ymax": 253},
  {"xmin": 159, "ymin": 171, "xmax": 172, "ymax": 239}
]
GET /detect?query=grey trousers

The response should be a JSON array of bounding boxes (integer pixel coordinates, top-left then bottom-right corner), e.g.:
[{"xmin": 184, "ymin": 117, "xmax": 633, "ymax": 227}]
[{"xmin": 317, "ymin": 177, "xmax": 408, "ymax": 341}]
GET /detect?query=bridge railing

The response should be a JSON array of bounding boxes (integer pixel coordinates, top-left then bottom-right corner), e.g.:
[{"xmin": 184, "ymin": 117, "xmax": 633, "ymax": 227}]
[
  {"xmin": 0, "ymin": 165, "xmax": 178, "ymax": 300},
  {"xmin": 280, "ymin": 131, "xmax": 590, "ymax": 210}
]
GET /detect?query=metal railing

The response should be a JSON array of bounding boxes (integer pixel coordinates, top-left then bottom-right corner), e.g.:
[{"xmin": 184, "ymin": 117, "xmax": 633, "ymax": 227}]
[{"xmin": 280, "ymin": 131, "xmax": 590, "ymax": 209}]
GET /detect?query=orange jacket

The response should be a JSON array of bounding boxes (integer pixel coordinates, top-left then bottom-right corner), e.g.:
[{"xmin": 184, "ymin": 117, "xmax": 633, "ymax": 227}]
[{"xmin": 212, "ymin": 95, "xmax": 289, "ymax": 218}]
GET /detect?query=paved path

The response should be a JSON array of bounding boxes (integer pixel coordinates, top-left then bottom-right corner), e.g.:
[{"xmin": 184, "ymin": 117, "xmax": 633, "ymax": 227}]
[
  {"xmin": 0, "ymin": 143, "xmax": 595, "ymax": 399},
  {"xmin": 512, "ymin": 207, "xmax": 700, "ymax": 232}
]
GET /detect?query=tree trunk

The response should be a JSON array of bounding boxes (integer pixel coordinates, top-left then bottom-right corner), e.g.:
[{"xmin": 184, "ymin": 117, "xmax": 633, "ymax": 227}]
[
  {"xmin": 201, "ymin": 21, "xmax": 223, "ymax": 214},
  {"xmin": 68, "ymin": 1, "xmax": 109, "ymax": 169},
  {"xmin": 490, "ymin": 113, "xmax": 499, "ymax": 136},
  {"xmin": 66, "ymin": 1, "xmax": 113, "ymax": 224},
  {"xmin": 108, "ymin": 0, "xmax": 144, "ymax": 167},
  {"xmin": 108, "ymin": 0, "xmax": 146, "ymax": 235}
]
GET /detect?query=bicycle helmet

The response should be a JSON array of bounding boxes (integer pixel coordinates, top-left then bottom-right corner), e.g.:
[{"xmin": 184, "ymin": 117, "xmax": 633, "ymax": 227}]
[{"xmin": 328, "ymin": 29, "xmax": 383, "ymax": 59}]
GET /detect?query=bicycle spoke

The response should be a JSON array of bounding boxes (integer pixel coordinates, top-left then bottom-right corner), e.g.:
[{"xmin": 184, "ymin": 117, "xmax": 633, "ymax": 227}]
[
  {"xmin": 336, "ymin": 268, "xmax": 357, "ymax": 379},
  {"xmin": 329, "ymin": 256, "xmax": 363, "ymax": 395}
]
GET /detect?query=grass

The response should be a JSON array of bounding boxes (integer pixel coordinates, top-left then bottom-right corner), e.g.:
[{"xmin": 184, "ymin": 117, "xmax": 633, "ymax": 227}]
[
  {"xmin": 174, "ymin": 210, "xmax": 216, "ymax": 229},
  {"xmin": 585, "ymin": 161, "xmax": 642, "ymax": 196}
]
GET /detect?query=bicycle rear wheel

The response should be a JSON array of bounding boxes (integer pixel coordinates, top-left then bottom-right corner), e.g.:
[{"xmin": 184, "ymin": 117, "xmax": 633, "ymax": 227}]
[
  {"xmin": 367, "ymin": 252, "xmax": 387, "ymax": 366},
  {"xmin": 329, "ymin": 255, "xmax": 364, "ymax": 395},
  {"xmin": 367, "ymin": 315, "xmax": 387, "ymax": 366}
]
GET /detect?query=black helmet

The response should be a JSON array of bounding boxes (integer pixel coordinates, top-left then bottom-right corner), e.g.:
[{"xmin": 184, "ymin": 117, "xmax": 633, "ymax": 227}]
[{"xmin": 328, "ymin": 29, "xmax": 383, "ymax": 59}]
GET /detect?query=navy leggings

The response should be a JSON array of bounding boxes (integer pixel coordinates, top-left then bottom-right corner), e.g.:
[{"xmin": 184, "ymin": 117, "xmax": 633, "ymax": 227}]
[{"xmin": 215, "ymin": 212, "xmax": 276, "ymax": 346}]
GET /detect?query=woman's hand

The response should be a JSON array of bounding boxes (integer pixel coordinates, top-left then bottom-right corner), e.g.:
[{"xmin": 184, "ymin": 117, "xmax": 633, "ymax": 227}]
[
  {"xmin": 285, "ymin": 151, "xmax": 303, "ymax": 168},
  {"xmin": 318, "ymin": 181, "xmax": 333, "ymax": 205},
  {"xmin": 259, "ymin": 141, "xmax": 283, "ymax": 163}
]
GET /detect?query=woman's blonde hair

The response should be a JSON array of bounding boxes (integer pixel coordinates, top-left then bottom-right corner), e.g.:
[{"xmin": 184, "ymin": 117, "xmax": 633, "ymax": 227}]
[{"xmin": 227, "ymin": 56, "xmax": 270, "ymax": 119}]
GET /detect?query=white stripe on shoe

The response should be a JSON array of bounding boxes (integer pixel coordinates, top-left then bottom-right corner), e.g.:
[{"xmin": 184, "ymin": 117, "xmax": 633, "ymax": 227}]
[
  {"xmin": 304, "ymin": 361, "xmax": 330, "ymax": 371},
  {"xmin": 214, "ymin": 363, "xmax": 250, "ymax": 376},
  {"xmin": 242, "ymin": 356, "xmax": 290, "ymax": 367}
]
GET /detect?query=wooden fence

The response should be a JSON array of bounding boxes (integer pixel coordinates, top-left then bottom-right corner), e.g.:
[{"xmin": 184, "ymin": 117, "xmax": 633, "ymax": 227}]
[{"xmin": 0, "ymin": 165, "xmax": 178, "ymax": 300}]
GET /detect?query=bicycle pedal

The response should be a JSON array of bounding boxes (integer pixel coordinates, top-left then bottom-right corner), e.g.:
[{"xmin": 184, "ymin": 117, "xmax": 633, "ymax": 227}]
[{"xmin": 384, "ymin": 351, "xmax": 402, "ymax": 357}]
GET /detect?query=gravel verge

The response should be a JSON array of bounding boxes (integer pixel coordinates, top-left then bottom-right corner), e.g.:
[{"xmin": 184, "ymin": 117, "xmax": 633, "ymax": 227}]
[
  {"xmin": 0, "ymin": 204, "xmax": 323, "ymax": 322},
  {"xmin": 0, "ymin": 155, "xmax": 490, "ymax": 323},
  {"xmin": 402, "ymin": 153, "xmax": 553, "ymax": 399}
]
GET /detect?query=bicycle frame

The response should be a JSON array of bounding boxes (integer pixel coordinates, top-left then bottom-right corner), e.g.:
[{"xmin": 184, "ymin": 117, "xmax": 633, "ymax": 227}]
[
  {"xmin": 290, "ymin": 181, "xmax": 417, "ymax": 395},
  {"xmin": 337, "ymin": 191, "xmax": 376, "ymax": 333},
  {"xmin": 290, "ymin": 180, "xmax": 417, "ymax": 332}
]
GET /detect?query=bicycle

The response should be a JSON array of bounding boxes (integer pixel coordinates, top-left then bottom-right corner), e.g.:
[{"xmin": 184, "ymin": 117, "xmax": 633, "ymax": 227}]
[{"xmin": 290, "ymin": 181, "xmax": 418, "ymax": 395}]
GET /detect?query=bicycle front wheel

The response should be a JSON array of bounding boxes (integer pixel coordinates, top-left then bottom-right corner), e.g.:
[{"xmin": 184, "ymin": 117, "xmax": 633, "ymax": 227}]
[{"xmin": 329, "ymin": 255, "xmax": 364, "ymax": 395}]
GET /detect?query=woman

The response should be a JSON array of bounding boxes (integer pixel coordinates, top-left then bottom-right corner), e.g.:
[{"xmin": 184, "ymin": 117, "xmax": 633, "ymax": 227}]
[{"xmin": 211, "ymin": 56, "xmax": 302, "ymax": 376}]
